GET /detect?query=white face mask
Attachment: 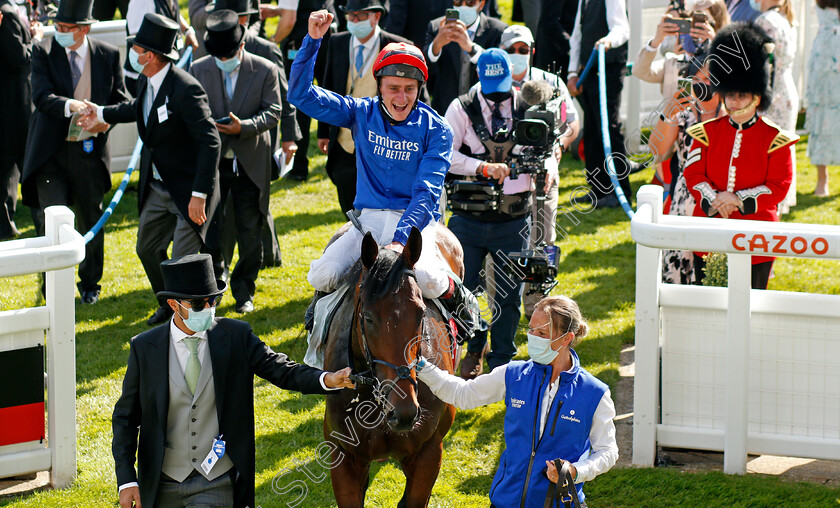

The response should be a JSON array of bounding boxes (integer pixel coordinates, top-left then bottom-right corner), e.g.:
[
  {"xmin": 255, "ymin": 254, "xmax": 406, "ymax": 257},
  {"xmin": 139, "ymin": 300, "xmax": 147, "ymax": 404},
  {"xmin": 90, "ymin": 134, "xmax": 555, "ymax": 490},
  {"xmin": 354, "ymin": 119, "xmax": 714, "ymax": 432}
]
[
  {"xmin": 509, "ymin": 53, "xmax": 530, "ymax": 76},
  {"xmin": 527, "ymin": 333, "xmax": 562, "ymax": 365},
  {"xmin": 177, "ymin": 301, "xmax": 215, "ymax": 332},
  {"xmin": 455, "ymin": 5, "xmax": 479, "ymax": 26}
]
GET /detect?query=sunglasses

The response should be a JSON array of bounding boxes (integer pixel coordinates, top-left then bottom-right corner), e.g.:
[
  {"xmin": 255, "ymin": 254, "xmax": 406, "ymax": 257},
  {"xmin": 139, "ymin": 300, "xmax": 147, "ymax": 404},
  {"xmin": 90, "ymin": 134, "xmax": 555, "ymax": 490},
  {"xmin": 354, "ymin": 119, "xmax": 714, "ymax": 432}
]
[
  {"xmin": 180, "ymin": 295, "xmax": 222, "ymax": 312},
  {"xmin": 345, "ymin": 11, "xmax": 372, "ymax": 22},
  {"xmin": 506, "ymin": 47, "xmax": 531, "ymax": 55},
  {"xmin": 453, "ymin": 0, "xmax": 481, "ymax": 6}
]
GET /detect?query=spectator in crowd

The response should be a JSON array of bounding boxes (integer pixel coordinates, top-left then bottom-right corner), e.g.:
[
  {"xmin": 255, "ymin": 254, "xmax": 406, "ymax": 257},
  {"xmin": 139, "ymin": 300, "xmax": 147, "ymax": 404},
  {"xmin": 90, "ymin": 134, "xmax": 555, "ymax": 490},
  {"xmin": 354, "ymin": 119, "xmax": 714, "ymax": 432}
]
[
  {"xmin": 259, "ymin": 0, "xmax": 336, "ymax": 181},
  {"xmin": 807, "ymin": 0, "xmax": 840, "ymax": 196},
  {"xmin": 633, "ymin": 0, "xmax": 728, "ymax": 98},
  {"xmin": 206, "ymin": 0, "xmax": 299, "ymax": 272},
  {"xmin": 649, "ymin": 54, "xmax": 724, "ymax": 284},
  {"xmin": 81, "ymin": 13, "xmax": 222, "ymax": 324},
  {"xmin": 755, "ymin": 0, "xmax": 798, "ymax": 214},
  {"xmin": 424, "ymin": 0, "xmax": 507, "ymax": 115},
  {"xmin": 21, "ymin": 0, "xmax": 129, "ymax": 304},
  {"xmin": 124, "ymin": 0, "xmax": 198, "ymax": 96},
  {"xmin": 726, "ymin": 0, "xmax": 760, "ymax": 21},
  {"xmin": 92, "ymin": 0, "xmax": 128, "ymax": 22},
  {"xmin": 445, "ymin": 48, "xmax": 558, "ymax": 378},
  {"xmin": 567, "ymin": 0, "xmax": 631, "ymax": 208},
  {"xmin": 533, "ymin": 0, "xmax": 577, "ymax": 81},
  {"xmin": 684, "ymin": 23, "xmax": 797, "ymax": 289},
  {"xmin": 190, "ymin": 10, "xmax": 282, "ymax": 314},
  {"xmin": 112, "ymin": 253, "xmax": 354, "ymax": 508},
  {"xmin": 499, "ymin": 25, "xmax": 580, "ymax": 316},
  {"xmin": 0, "ymin": 0, "xmax": 41, "ymax": 240},
  {"xmin": 316, "ymin": 0, "xmax": 412, "ymax": 214},
  {"xmin": 291, "ymin": 10, "xmax": 481, "ymax": 342},
  {"xmin": 189, "ymin": 0, "xmax": 261, "ymax": 58},
  {"xmin": 385, "ymin": 0, "xmax": 448, "ymax": 49},
  {"xmin": 415, "ymin": 295, "xmax": 618, "ymax": 507}
]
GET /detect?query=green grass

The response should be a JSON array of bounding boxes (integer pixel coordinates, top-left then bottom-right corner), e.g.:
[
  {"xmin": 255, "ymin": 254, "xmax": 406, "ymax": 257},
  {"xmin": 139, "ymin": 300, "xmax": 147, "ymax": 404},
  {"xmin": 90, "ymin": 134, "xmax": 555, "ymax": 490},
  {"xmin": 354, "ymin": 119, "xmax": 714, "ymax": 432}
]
[{"xmin": 1, "ymin": 130, "xmax": 839, "ymax": 506}]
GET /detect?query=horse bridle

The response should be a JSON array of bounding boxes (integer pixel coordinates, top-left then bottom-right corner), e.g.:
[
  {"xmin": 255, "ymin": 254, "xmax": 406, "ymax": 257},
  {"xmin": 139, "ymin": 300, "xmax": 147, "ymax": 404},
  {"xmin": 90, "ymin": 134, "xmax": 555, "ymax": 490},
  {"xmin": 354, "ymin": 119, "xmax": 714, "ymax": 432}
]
[{"xmin": 349, "ymin": 269, "xmax": 423, "ymax": 405}]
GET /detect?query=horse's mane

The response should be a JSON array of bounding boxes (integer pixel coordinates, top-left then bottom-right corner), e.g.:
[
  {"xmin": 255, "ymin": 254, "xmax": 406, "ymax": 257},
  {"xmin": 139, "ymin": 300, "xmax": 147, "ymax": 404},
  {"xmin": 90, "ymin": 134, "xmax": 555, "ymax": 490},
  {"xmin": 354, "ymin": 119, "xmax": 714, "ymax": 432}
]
[{"xmin": 345, "ymin": 249, "xmax": 414, "ymax": 304}]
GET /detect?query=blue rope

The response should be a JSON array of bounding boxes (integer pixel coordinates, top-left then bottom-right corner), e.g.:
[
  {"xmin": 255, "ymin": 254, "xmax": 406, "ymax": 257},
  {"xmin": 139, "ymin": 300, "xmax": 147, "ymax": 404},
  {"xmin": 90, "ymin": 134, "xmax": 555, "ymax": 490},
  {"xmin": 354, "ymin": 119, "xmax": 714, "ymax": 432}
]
[
  {"xmin": 84, "ymin": 46, "xmax": 194, "ymax": 244},
  {"xmin": 594, "ymin": 44, "xmax": 634, "ymax": 218}
]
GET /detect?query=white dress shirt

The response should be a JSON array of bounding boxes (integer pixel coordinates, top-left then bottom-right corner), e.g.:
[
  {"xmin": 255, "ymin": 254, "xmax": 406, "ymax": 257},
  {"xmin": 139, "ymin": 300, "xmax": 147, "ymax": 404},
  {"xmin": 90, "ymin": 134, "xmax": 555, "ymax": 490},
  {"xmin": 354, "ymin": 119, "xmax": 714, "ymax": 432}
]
[
  {"xmin": 444, "ymin": 83, "xmax": 558, "ymax": 194},
  {"xmin": 126, "ymin": 0, "xmax": 155, "ymax": 35},
  {"xmin": 417, "ymin": 361, "xmax": 619, "ymax": 483},
  {"xmin": 63, "ymin": 37, "xmax": 90, "ymax": 117},
  {"xmin": 351, "ymin": 25, "xmax": 381, "ymax": 77},
  {"xmin": 427, "ymin": 16, "xmax": 482, "ymax": 64},
  {"xmin": 275, "ymin": 0, "xmax": 299, "ymax": 8},
  {"xmin": 568, "ymin": 0, "xmax": 630, "ymax": 75}
]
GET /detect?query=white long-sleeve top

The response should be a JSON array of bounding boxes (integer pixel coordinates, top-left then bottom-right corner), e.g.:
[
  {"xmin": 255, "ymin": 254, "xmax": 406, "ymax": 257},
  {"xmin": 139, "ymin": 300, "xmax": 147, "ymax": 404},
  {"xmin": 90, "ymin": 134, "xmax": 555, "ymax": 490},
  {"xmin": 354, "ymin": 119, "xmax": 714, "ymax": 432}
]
[
  {"xmin": 417, "ymin": 362, "xmax": 618, "ymax": 483},
  {"xmin": 568, "ymin": 0, "xmax": 631, "ymax": 74}
]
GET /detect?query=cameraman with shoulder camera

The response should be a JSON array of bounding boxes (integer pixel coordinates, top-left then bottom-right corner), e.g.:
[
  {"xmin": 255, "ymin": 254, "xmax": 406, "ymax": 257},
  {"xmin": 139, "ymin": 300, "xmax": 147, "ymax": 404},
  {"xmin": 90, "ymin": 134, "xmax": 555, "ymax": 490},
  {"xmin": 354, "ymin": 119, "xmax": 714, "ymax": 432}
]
[{"xmin": 444, "ymin": 48, "xmax": 558, "ymax": 380}]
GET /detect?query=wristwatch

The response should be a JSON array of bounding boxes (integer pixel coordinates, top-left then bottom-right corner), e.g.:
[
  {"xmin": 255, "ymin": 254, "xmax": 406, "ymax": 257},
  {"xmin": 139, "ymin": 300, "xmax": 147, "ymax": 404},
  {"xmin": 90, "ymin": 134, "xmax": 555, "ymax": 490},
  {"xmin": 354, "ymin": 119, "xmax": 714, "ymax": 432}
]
[{"xmin": 468, "ymin": 44, "xmax": 478, "ymax": 57}]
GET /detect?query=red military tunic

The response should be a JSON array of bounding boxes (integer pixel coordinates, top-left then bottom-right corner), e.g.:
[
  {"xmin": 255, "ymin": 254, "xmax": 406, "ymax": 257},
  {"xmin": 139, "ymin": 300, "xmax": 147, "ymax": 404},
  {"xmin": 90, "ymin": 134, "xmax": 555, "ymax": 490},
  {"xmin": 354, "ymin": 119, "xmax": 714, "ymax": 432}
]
[{"xmin": 683, "ymin": 114, "xmax": 798, "ymax": 264}]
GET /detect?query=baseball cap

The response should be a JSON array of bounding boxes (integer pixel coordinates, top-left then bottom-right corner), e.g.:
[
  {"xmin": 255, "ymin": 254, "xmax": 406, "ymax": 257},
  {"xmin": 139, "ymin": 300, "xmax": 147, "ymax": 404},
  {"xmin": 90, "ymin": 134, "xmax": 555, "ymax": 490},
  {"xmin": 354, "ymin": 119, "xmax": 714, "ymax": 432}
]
[
  {"xmin": 477, "ymin": 48, "xmax": 512, "ymax": 94},
  {"xmin": 500, "ymin": 25, "xmax": 534, "ymax": 50}
]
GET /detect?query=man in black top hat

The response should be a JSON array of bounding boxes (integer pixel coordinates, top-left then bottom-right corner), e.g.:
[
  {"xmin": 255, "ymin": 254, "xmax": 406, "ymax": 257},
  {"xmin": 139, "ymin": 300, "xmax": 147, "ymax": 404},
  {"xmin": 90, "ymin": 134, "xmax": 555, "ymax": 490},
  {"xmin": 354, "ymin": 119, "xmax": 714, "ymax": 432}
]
[
  {"xmin": 81, "ymin": 13, "xmax": 222, "ymax": 325},
  {"xmin": 316, "ymin": 0, "xmax": 412, "ymax": 213},
  {"xmin": 113, "ymin": 253, "xmax": 355, "ymax": 508},
  {"xmin": 21, "ymin": 0, "xmax": 129, "ymax": 304},
  {"xmin": 190, "ymin": 10, "xmax": 282, "ymax": 313}
]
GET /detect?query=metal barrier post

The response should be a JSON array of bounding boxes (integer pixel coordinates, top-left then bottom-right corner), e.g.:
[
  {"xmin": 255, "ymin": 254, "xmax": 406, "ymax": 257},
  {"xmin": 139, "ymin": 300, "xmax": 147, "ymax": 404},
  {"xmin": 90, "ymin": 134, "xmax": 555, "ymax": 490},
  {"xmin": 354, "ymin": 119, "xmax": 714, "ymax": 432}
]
[{"xmin": 44, "ymin": 206, "xmax": 78, "ymax": 487}]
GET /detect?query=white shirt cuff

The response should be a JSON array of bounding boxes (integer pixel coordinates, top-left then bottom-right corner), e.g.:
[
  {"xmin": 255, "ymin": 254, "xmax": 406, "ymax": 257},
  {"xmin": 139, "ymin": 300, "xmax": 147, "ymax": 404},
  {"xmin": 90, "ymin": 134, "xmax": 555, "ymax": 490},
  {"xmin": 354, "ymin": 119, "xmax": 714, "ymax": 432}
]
[
  {"xmin": 319, "ymin": 371, "xmax": 341, "ymax": 391},
  {"xmin": 644, "ymin": 40, "xmax": 658, "ymax": 52},
  {"xmin": 427, "ymin": 45, "xmax": 441, "ymax": 63},
  {"xmin": 118, "ymin": 482, "xmax": 139, "ymax": 492},
  {"xmin": 191, "ymin": 192, "xmax": 207, "ymax": 199},
  {"xmin": 96, "ymin": 105, "xmax": 105, "ymax": 124},
  {"xmin": 468, "ymin": 45, "xmax": 483, "ymax": 64},
  {"xmin": 64, "ymin": 100, "xmax": 73, "ymax": 117}
]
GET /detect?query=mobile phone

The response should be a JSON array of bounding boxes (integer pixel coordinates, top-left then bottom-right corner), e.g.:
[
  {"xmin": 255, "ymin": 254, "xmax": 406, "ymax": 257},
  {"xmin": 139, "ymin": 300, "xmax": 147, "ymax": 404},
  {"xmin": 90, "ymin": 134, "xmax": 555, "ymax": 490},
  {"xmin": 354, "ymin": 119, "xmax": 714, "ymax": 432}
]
[
  {"xmin": 692, "ymin": 12, "xmax": 708, "ymax": 26},
  {"xmin": 445, "ymin": 8, "xmax": 459, "ymax": 23},
  {"xmin": 216, "ymin": 116, "xmax": 232, "ymax": 125},
  {"xmin": 671, "ymin": 17, "xmax": 693, "ymax": 34}
]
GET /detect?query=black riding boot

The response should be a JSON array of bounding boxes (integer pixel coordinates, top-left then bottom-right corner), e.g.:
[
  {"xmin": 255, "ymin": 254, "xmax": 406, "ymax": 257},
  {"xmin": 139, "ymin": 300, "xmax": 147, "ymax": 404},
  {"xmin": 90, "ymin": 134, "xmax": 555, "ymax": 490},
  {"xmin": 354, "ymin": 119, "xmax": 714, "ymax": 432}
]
[
  {"xmin": 439, "ymin": 277, "xmax": 485, "ymax": 343},
  {"xmin": 304, "ymin": 290, "xmax": 329, "ymax": 332}
]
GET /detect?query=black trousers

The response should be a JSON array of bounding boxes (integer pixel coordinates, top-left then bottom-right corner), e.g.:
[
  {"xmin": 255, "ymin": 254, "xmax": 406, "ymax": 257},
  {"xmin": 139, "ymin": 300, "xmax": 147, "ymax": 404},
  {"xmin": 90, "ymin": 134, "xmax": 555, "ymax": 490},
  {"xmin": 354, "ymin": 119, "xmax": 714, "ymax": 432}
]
[
  {"xmin": 218, "ymin": 158, "xmax": 264, "ymax": 304},
  {"xmin": 34, "ymin": 141, "xmax": 107, "ymax": 292},
  {"xmin": 577, "ymin": 61, "xmax": 631, "ymax": 200},
  {"xmin": 0, "ymin": 156, "xmax": 21, "ymax": 239},
  {"xmin": 325, "ymin": 141, "xmax": 358, "ymax": 214}
]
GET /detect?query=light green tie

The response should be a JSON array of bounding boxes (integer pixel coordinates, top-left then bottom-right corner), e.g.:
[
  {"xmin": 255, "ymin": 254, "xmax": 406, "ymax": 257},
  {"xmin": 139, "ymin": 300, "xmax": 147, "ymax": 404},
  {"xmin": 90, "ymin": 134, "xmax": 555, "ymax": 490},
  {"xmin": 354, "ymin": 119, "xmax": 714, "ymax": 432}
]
[{"xmin": 182, "ymin": 337, "xmax": 201, "ymax": 395}]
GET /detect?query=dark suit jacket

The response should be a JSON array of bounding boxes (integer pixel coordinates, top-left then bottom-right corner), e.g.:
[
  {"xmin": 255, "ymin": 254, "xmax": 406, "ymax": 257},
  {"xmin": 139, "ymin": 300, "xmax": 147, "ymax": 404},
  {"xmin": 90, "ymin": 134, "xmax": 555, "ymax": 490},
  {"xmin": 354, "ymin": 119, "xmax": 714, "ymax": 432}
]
[
  {"xmin": 534, "ymin": 0, "xmax": 579, "ymax": 81},
  {"xmin": 112, "ymin": 318, "xmax": 331, "ymax": 508},
  {"xmin": 424, "ymin": 12, "xmax": 507, "ymax": 115},
  {"xmin": 102, "ymin": 65, "xmax": 222, "ymax": 242},
  {"xmin": 21, "ymin": 37, "xmax": 129, "ymax": 206},
  {"xmin": 0, "ymin": 0, "xmax": 33, "ymax": 167},
  {"xmin": 190, "ymin": 51, "xmax": 281, "ymax": 214},
  {"xmin": 243, "ymin": 30, "xmax": 300, "ymax": 143},
  {"xmin": 315, "ymin": 29, "xmax": 417, "ymax": 150},
  {"xmin": 384, "ymin": 0, "xmax": 450, "ymax": 49}
]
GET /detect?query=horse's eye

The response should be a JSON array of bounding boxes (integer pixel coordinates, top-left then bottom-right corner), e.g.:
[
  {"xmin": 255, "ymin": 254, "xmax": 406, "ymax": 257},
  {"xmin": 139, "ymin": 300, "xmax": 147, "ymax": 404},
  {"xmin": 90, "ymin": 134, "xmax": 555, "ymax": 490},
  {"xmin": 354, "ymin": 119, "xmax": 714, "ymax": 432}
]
[{"xmin": 363, "ymin": 313, "xmax": 374, "ymax": 324}]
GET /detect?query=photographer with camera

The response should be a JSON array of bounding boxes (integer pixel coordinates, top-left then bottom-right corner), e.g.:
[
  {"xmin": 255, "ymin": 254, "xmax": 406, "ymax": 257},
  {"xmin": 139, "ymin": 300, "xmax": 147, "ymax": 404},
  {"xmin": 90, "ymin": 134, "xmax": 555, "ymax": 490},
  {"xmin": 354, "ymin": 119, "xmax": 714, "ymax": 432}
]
[{"xmin": 445, "ymin": 48, "xmax": 558, "ymax": 379}]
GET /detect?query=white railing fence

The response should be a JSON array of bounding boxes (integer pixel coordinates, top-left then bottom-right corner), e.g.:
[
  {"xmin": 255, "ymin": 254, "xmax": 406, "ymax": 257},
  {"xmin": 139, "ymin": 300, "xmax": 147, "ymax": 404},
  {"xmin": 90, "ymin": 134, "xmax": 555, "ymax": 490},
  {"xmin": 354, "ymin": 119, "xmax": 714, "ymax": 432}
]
[
  {"xmin": 631, "ymin": 185, "xmax": 840, "ymax": 474},
  {"xmin": 0, "ymin": 206, "xmax": 83, "ymax": 487}
]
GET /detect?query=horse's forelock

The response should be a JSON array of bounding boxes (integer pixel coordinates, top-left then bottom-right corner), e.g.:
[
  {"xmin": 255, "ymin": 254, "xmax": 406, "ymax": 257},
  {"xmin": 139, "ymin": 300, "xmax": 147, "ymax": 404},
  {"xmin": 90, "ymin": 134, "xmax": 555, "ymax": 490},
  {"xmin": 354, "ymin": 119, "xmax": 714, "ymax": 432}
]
[{"xmin": 360, "ymin": 249, "xmax": 417, "ymax": 304}]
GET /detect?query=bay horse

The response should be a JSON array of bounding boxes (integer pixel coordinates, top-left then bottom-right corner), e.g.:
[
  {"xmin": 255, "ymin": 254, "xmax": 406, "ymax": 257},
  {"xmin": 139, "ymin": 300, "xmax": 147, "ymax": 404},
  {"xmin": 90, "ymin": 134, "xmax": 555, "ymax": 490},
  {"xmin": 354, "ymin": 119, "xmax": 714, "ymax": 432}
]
[{"xmin": 322, "ymin": 226, "xmax": 463, "ymax": 507}]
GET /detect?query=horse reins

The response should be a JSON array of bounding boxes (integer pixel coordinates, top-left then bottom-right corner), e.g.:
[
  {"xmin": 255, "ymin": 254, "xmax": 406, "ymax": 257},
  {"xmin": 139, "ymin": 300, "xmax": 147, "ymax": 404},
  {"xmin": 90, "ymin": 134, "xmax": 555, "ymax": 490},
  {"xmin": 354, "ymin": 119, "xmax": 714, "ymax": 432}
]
[
  {"xmin": 543, "ymin": 460, "xmax": 581, "ymax": 508},
  {"xmin": 348, "ymin": 269, "xmax": 423, "ymax": 406}
]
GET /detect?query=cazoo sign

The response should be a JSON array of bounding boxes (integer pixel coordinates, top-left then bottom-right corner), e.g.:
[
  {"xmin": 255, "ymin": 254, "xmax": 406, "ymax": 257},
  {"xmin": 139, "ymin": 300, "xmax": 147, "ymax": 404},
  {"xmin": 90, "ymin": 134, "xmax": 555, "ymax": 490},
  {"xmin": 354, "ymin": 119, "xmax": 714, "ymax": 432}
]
[{"xmin": 731, "ymin": 233, "xmax": 829, "ymax": 256}]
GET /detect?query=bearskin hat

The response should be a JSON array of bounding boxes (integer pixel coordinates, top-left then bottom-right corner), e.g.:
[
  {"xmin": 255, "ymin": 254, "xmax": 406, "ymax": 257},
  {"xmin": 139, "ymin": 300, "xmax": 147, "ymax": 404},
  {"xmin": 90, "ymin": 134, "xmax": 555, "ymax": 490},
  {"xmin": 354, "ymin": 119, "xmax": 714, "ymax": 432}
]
[{"xmin": 707, "ymin": 22, "xmax": 774, "ymax": 112}]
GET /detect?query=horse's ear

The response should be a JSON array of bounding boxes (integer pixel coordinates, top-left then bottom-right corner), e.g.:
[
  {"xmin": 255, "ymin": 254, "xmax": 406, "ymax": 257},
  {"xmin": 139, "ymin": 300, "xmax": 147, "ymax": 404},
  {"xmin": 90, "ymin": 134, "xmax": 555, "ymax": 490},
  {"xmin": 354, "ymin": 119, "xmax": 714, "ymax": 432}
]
[
  {"xmin": 402, "ymin": 227, "xmax": 422, "ymax": 268},
  {"xmin": 361, "ymin": 231, "xmax": 378, "ymax": 269}
]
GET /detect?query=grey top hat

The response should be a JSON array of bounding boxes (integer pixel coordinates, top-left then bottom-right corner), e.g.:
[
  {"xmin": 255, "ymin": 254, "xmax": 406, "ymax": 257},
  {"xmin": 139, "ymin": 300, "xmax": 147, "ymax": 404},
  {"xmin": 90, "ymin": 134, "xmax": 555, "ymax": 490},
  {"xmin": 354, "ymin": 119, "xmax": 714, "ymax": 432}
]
[
  {"xmin": 127, "ymin": 13, "xmax": 181, "ymax": 61},
  {"xmin": 53, "ymin": 0, "xmax": 98, "ymax": 25},
  {"xmin": 156, "ymin": 254, "xmax": 227, "ymax": 300}
]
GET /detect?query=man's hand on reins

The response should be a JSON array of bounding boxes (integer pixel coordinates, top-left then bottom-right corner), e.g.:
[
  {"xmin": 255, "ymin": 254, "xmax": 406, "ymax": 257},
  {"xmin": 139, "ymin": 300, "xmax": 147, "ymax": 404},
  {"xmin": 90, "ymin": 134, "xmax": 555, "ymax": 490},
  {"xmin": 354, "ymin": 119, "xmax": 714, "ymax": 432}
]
[{"xmin": 324, "ymin": 366, "xmax": 356, "ymax": 389}]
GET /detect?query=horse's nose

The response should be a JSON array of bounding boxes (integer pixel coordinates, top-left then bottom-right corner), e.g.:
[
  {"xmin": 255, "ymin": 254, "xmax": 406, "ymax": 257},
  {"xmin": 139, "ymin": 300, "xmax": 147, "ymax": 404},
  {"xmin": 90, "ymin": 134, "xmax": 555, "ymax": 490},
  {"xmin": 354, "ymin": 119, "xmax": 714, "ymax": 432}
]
[{"xmin": 386, "ymin": 406, "xmax": 419, "ymax": 432}]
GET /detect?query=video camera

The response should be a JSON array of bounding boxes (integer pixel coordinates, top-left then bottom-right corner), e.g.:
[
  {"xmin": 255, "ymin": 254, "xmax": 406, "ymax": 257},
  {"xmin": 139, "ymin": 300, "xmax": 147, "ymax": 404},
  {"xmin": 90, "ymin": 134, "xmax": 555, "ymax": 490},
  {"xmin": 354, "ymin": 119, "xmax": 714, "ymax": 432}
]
[{"xmin": 504, "ymin": 243, "xmax": 560, "ymax": 296}]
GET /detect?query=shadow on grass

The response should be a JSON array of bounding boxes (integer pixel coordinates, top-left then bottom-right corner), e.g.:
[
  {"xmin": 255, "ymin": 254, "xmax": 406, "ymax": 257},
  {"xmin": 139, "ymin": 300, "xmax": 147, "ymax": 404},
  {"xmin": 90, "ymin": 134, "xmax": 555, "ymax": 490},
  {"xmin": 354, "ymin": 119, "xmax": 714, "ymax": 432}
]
[{"xmin": 273, "ymin": 210, "xmax": 346, "ymax": 237}]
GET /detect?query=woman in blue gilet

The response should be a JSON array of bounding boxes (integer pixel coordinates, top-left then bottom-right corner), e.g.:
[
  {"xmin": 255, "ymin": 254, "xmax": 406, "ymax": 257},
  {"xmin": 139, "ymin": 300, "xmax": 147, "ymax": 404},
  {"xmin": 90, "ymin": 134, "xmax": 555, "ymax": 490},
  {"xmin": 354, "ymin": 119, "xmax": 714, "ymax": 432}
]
[{"xmin": 416, "ymin": 295, "xmax": 618, "ymax": 507}]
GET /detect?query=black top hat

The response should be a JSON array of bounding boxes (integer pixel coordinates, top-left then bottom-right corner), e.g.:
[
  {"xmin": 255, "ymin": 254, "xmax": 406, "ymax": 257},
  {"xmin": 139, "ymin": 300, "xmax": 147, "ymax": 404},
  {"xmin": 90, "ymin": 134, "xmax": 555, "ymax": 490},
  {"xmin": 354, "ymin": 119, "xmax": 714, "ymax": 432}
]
[
  {"xmin": 53, "ymin": 0, "xmax": 97, "ymax": 25},
  {"xmin": 206, "ymin": 0, "xmax": 258, "ymax": 16},
  {"xmin": 156, "ymin": 254, "xmax": 227, "ymax": 300},
  {"xmin": 204, "ymin": 10, "xmax": 246, "ymax": 59},
  {"xmin": 708, "ymin": 22, "xmax": 773, "ymax": 112},
  {"xmin": 339, "ymin": 0, "xmax": 386, "ymax": 14},
  {"xmin": 128, "ymin": 13, "xmax": 180, "ymax": 61}
]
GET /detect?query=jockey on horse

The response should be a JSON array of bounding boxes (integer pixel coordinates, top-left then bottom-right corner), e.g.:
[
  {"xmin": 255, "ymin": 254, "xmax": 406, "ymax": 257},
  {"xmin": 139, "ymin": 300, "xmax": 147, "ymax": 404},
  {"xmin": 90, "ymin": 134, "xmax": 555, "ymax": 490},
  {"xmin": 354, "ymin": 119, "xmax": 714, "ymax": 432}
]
[{"xmin": 289, "ymin": 9, "xmax": 481, "ymax": 341}]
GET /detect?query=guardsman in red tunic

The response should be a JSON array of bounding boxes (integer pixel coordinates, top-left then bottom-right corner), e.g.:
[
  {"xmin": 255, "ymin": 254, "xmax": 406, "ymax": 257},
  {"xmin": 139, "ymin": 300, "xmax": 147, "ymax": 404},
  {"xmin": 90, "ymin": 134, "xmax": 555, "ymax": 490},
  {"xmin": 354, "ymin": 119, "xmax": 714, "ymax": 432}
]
[{"xmin": 683, "ymin": 22, "xmax": 798, "ymax": 289}]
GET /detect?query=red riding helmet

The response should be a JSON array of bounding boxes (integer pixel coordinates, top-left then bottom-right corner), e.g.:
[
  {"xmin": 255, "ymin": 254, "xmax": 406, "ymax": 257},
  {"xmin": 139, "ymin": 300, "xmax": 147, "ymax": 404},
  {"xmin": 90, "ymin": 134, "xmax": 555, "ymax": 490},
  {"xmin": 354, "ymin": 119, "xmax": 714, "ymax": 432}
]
[{"xmin": 372, "ymin": 42, "xmax": 428, "ymax": 84}]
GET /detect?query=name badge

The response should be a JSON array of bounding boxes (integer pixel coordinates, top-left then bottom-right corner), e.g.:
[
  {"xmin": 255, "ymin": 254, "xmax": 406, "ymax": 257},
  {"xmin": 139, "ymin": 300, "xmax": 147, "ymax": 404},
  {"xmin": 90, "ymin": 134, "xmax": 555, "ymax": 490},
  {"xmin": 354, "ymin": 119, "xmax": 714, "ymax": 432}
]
[
  {"xmin": 82, "ymin": 139, "xmax": 94, "ymax": 153},
  {"xmin": 287, "ymin": 48, "xmax": 298, "ymax": 60},
  {"xmin": 200, "ymin": 435, "xmax": 226, "ymax": 475},
  {"xmin": 157, "ymin": 104, "xmax": 169, "ymax": 123}
]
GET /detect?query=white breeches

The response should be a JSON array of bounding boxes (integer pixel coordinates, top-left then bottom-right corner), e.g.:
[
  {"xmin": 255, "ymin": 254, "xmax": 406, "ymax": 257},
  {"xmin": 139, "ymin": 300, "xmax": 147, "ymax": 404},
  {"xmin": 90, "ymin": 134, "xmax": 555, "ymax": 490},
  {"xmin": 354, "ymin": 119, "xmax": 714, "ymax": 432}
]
[{"xmin": 307, "ymin": 209, "xmax": 450, "ymax": 298}]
